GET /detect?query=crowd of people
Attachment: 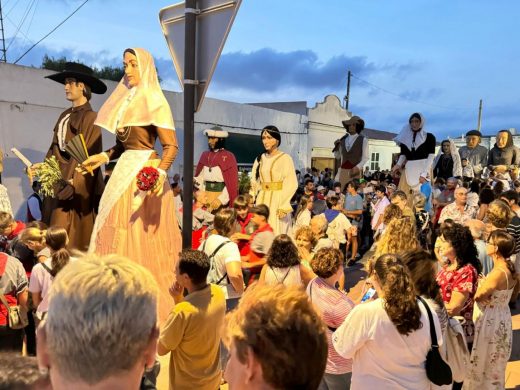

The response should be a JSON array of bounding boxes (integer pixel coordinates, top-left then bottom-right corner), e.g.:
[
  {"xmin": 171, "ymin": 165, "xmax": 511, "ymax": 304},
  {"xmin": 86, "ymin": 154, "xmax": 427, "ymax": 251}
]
[{"xmin": 0, "ymin": 46, "xmax": 518, "ymax": 390}]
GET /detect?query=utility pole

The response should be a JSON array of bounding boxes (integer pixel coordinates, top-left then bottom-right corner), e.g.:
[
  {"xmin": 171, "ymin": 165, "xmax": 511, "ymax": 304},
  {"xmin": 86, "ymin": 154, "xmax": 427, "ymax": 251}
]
[
  {"xmin": 344, "ymin": 70, "xmax": 351, "ymax": 110},
  {"xmin": 477, "ymin": 99, "xmax": 483, "ymax": 132},
  {"xmin": 181, "ymin": 0, "xmax": 197, "ymax": 249},
  {"xmin": 0, "ymin": 0, "xmax": 7, "ymax": 63}
]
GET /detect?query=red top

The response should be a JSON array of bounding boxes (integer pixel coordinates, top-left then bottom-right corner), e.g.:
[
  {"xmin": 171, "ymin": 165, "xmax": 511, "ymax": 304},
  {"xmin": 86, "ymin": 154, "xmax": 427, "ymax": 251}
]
[
  {"xmin": 236, "ymin": 213, "xmax": 254, "ymax": 256},
  {"xmin": 248, "ymin": 223, "xmax": 274, "ymax": 262},
  {"xmin": 436, "ymin": 263, "xmax": 478, "ymax": 342}
]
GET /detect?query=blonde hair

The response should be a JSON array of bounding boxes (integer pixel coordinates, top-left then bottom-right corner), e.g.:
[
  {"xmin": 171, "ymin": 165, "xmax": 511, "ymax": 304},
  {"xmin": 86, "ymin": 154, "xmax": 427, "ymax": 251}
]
[
  {"xmin": 222, "ymin": 284, "xmax": 327, "ymax": 389},
  {"xmin": 19, "ymin": 227, "xmax": 46, "ymax": 246},
  {"xmin": 374, "ymin": 217, "xmax": 419, "ymax": 258},
  {"xmin": 486, "ymin": 199, "xmax": 512, "ymax": 229},
  {"xmin": 45, "ymin": 254, "xmax": 158, "ymax": 384},
  {"xmin": 413, "ymin": 193, "xmax": 427, "ymax": 210},
  {"xmin": 294, "ymin": 226, "xmax": 317, "ymax": 248}
]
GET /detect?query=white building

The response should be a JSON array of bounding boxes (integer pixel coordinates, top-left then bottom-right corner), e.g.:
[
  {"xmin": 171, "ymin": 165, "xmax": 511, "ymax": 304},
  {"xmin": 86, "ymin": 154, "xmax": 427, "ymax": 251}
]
[{"xmin": 0, "ymin": 63, "xmax": 399, "ymax": 218}]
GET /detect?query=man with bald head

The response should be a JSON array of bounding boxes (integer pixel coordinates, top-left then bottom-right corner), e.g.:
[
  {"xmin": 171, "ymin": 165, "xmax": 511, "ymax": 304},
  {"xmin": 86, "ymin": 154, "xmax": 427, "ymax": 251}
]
[{"xmin": 439, "ymin": 186, "xmax": 477, "ymax": 224}]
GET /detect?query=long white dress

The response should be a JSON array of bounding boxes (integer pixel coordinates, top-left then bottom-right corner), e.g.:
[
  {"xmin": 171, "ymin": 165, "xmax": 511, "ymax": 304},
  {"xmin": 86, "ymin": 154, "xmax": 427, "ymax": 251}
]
[{"xmin": 250, "ymin": 152, "xmax": 298, "ymax": 235}]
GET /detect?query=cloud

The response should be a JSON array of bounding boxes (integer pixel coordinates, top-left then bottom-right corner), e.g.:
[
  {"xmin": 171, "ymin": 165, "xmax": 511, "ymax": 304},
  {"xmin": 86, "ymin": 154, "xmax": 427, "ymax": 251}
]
[{"xmin": 211, "ymin": 48, "xmax": 422, "ymax": 92}]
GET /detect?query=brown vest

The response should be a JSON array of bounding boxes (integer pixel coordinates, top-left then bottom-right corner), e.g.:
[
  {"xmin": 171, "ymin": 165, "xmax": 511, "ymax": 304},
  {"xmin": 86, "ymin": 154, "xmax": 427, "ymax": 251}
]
[{"xmin": 340, "ymin": 135, "xmax": 365, "ymax": 169}]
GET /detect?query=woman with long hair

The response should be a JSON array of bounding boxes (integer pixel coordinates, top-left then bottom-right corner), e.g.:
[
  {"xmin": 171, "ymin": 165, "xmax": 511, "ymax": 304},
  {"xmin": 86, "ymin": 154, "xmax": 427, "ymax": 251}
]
[
  {"xmin": 465, "ymin": 230, "xmax": 517, "ymax": 389},
  {"xmin": 27, "ymin": 227, "xmax": 70, "ymax": 321},
  {"xmin": 250, "ymin": 126, "xmax": 298, "ymax": 235},
  {"xmin": 80, "ymin": 48, "xmax": 181, "ymax": 322},
  {"xmin": 436, "ymin": 223, "xmax": 481, "ymax": 351},
  {"xmin": 258, "ymin": 234, "xmax": 314, "ymax": 287},
  {"xmin": 373, "ymin": 216, "xmax": 419, "ymax": 258},
  {"xmin": 333, "ymin": 254, "xmax": 442, "ymax": 389},
  {"xmin": 294, "ymin": 194, "xmax": 313, "ymax": 230}
]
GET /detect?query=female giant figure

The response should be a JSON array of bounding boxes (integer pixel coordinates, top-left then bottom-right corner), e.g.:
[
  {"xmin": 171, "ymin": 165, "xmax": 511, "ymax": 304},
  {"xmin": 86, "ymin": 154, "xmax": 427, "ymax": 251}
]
[{"xmin": 81, "ymin": 48, "xmax": 181, "ymax": 322}]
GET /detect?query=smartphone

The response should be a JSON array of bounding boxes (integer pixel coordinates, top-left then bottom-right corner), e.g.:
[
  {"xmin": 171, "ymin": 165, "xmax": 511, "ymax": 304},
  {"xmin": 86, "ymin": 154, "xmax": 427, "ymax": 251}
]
[{"xmin": 360, "ymin": 287, "xmax": 376, "ymax": 302}]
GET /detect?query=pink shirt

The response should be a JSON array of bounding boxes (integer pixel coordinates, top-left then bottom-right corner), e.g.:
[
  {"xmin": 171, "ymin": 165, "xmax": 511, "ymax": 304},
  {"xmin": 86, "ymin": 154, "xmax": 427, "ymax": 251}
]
[{"xmin": 307, "ymin": 277, "xmax": 354, "ymax": 374}]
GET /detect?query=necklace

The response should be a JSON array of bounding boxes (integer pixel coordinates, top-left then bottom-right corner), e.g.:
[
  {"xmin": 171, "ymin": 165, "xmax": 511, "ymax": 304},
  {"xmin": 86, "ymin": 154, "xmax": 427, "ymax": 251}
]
[
  {"xmin": 116, "ymin": 126, "xmax": 132, "ymax": 143},
  {"xmin": 208, "ymin": 150, "xmax": 220, "ymax": 172}
]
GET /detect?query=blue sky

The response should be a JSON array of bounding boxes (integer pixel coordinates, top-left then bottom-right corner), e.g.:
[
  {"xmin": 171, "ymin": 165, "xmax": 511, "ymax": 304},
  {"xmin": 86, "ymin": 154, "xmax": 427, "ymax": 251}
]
[{"xmin": 3, "ymin": 0, "xmax": 520, "ymax": 138}]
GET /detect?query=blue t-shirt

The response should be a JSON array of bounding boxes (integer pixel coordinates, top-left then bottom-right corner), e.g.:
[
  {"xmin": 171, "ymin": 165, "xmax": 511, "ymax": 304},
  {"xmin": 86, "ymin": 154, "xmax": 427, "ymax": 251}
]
[
  {"xmin": 344, "ymin": 193, "xmax": 363, "ymax": 211},
  {"xmin": 420, "ymin": 182, "xmax": 432, "ymax": 212}
]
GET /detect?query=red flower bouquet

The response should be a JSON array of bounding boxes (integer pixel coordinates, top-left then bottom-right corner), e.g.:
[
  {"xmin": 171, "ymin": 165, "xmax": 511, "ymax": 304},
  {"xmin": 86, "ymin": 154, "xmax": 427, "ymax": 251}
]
[{"xmin": 136, "ymin": 166, "xmax": 160, "ymax": 191}]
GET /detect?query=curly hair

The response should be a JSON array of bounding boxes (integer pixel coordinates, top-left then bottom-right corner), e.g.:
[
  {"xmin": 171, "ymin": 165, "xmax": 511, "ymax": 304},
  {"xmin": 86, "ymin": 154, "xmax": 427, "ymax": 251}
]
[
  {"xmin": 266, "ymin": 234, "xmax": 300, "ymax": 268},
  {"xmin": 442, "ymin": 222, "xmax": 482, "ymax": 274},
  {"xmin": 311, "ymin": 247, "xmax": 344, "ymax": 279},
  {"xmin": 294, "ymin": 226, "xmax": 317, "ymax": 248},
  {"xmin": 486, "ymin": 199, "xmax": 512, "ymax": 229},
  {"xmin": 223, "ymin": 284, "xmax": 327, "ymax": 389},
  {"xmin": 374, "ymin": 217, "xmax": 418, "ymax": 258},
  {"xmin": 367, "ymin": 254, "xmax": 422, "ymax": 335},
  {"xmin": 382, "ymin": 204, "xmax": 402, "ymax": 225},
  {"xmin": 401, "ymin": 250, "xmax": 443, "ymax": 306}
]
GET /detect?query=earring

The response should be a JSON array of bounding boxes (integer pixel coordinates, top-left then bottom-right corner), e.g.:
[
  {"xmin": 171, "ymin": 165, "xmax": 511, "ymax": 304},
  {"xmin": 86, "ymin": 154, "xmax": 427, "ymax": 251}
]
[{"xmin": 39, "ymin": 366, "xmax": 49, "ymax": 376}]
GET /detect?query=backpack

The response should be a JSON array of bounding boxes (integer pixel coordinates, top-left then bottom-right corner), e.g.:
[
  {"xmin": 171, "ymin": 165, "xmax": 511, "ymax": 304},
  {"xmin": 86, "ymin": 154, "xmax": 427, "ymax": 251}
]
[{"xmin": 203, "ymin": 239, "xmax": 232, "ymax": 285}]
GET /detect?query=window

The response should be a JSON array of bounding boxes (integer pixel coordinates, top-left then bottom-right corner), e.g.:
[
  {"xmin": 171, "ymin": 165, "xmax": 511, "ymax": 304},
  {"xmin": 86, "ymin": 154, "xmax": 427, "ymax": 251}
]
[{"xmin": 370, "ymin": 152, "xmax": 380, "ymax": 171}]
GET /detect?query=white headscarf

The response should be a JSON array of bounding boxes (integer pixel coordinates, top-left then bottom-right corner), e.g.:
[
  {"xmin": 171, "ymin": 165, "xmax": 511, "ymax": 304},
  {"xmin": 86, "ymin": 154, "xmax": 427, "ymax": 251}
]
[
  {"xmin": 433, "ymin": 139, "xmax": 462, "ymax": 177},
  {"xmin": 95, "ymin": 48, "xmax": 175, "ymax": 133},
  {"xmin": 394, "ymin": 113, "xmax": 427, "ymax": 151}
]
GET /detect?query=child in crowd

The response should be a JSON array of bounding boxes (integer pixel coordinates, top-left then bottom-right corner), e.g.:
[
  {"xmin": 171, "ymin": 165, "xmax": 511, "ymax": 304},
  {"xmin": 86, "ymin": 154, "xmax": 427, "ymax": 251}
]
[
  {"xmin": 230, "ymin": 195, "xmax": 256, "ymax": 256},
  {"xmin": 191, "ymin": 191, "xmax": 215, "ymax": 249},
  {"xmin": 324, "ymin": 196, "xmax": 351, "ymax": 253}
]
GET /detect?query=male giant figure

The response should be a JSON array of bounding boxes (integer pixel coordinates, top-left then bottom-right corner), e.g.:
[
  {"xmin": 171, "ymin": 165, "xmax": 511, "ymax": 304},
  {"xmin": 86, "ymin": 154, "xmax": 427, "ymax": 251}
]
[
  {"xmin": 195, "ymin": 126, "xmax": 238, "ymax": 212},
  {"xmin": 33, "ymin": 63, "xmax": 106, "ymax": 251},
  {"xmin": 333, "ymin": 116, "xmax": 369, "ymax": 190},
  {"xmin": 458, "ymin": 129, "xmax": 488, "ymax": 178}
]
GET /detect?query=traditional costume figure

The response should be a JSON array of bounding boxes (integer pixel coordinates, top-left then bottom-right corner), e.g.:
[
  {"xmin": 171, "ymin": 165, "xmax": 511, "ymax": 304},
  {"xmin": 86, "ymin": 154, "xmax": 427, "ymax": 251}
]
[
  {"xmin": 458, "ymin": 129, "xmax": 488, "ymax": 178},
  {"xmin": 250, "ymin": 126, "xmax": 298, "ymax": 236},
  {"xmin": 333, "ymin": 116, "xmax": 369, "ymax": 191},
  {"xmin": 82, "ymin": 48, "xmax": 181, "ymax": 323},
  {"xmin": 392, "ymin": 113, "xmax": 436, "ymax": 199},
  {"xmin": 194, "ymin": 126, "xmax": 238, "ymax": 212},
  {"xmin": 38, "ymin": 63, "xmax": 106, "ymax": 251},
  {"xmin": 488, "ymin": 129, "xmax": 520, "ymax": 179},
  {"xmin": 433, "ymin": 139, "xmax": 462, "ymax": 180}
]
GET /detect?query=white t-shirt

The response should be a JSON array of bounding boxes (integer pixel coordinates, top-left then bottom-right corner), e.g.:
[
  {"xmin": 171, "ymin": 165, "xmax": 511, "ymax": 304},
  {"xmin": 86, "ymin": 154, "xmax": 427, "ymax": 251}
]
[
  {"xmin": 332, "ymin": 298, "xmax": 442, "ymax": 390},
  {"xmin": 28, "ymin": 258, "xmax": 54, "ymax": 317},
  {"xmin": 198, "ymin": 234, "xmax": 242, "ymax": 299},
  {"xmin": 294, "ymin": 209, "xmax": 311, "ymax": 230},
  {"xmin": 326, "ymin": 213, "xmax": 352, "ymax": 245}
]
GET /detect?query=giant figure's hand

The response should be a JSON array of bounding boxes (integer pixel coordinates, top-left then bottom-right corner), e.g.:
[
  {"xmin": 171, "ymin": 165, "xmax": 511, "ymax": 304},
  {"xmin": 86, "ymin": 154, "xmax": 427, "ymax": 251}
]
[{"xmin": 77, "ymin": 153, "xmax": 109, "ymax": 175}]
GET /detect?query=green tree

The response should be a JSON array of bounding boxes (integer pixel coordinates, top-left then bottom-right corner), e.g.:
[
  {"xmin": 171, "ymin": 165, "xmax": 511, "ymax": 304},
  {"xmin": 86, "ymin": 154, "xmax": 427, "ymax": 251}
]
[{"xmin": 41, "ymin": 55, "xmax": 124, "ymax": 82}]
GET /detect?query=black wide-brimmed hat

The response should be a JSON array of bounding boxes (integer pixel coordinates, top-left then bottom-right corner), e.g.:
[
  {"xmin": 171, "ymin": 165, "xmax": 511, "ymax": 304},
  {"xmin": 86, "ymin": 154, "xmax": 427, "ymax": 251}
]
[{"xmin": 45, "ymin": 62, "xmax": 107, "ymax": 94}]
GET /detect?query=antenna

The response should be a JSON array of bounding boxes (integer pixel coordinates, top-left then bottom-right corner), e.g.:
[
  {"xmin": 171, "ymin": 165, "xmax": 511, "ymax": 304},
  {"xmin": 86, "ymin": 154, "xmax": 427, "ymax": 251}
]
[{"xmin": 0, "ymin": 0, "xmax": 7, "ymax": 62}]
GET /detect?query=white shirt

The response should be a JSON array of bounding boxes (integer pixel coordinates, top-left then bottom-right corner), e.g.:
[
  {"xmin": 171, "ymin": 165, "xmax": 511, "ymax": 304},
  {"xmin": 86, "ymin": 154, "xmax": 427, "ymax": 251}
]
[
  {"xmin": 294, "ymin": 209, "xmax": 311, "ymax": 230},
  {"xmin": 371, "ymin": 196, "xmax": 390, "ymax": 230},
  {"xmin": 326, "ymin": 213, "xmax": 352, "ymax": 245},
  {"xmin": 198, "ymin": 234, "xmax": 242, "ymax": 299},
  {"xmin": 194, "ymin": 165, "xmax": 230, "ymax": 205},
  {"xmin": 333, "ymin": 298, "xmax": 442, "ymax": 390}
]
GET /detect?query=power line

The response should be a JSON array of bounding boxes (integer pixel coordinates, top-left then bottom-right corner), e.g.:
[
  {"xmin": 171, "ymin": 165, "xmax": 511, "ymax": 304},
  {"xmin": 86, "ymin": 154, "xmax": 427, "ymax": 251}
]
[
  {"xmin": 6, "ymin": 0, "xmax": 36, "ymax": 50},
  {"xmin": 13, "ymin": 0, "xmax": 89, "ymax": 64},
  {"xmin": 350, "ymin": 72, "xmax": 472, "ymax": 111}
]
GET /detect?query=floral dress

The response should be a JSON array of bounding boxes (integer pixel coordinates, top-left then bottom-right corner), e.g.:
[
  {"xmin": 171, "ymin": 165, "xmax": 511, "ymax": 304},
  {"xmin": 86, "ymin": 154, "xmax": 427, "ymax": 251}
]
[
  {"xmin": 463, "ymin": 269, "xmax": 514, "ymax": 390},
  {"xmin": 436, "ymin": 264, "xmax": 478, "ymax": 343}
]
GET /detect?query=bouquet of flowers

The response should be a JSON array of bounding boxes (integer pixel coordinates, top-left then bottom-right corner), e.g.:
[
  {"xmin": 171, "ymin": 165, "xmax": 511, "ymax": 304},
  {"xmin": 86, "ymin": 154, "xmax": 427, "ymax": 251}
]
[
  {"xmin": 132, "ymin": 166, "xmax": 161, "ymax": 212},
  {"xmin": 136, "ymin": 166, "xmax": 160, "ymax": 191},
  {"xmin": 36, "ymin": 156, "xmax": 66, "ymax": 198}
]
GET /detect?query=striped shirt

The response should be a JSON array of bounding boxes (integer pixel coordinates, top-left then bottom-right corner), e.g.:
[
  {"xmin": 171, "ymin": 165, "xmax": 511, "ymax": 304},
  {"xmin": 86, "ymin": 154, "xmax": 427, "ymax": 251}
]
[
  {"xmin": 307, "ymin": 277, "xmax": 354, "ymax": 374},
  {"xmin": 507, "ymin": 215, "xmax": 520, "ymax": 254}
]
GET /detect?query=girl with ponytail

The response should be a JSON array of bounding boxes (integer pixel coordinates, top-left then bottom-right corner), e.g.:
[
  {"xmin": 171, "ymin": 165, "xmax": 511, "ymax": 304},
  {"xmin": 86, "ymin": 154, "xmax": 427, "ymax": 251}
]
[
  {"xmin": 332, "ymin": 254, "xmax": 442, "ymax": 389},
  {"xmin": 27, "ymin": 227, "xmax": 70, "ymax": 321}
]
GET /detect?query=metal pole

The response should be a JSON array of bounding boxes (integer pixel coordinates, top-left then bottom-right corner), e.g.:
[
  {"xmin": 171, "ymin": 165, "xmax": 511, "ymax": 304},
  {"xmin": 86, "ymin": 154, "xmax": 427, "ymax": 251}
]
[
  {"xmin": 345, "ymin": 70, "xmax": 351, "ymax": 110},
  {"xmin": 477, "ymin": 99, "xmax": 483, "ymax": 132},
  {"xmin": 182, "ymin": 0, "xmax": 197, "ymax": 248},
  {"xmin": 0, "ymin": 0, "xmax": 7, "ymax": 62}
]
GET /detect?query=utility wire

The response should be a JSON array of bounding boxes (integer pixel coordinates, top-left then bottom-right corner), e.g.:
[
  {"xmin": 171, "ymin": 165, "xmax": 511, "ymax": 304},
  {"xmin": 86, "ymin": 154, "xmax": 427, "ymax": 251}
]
[
  {"xmin": 350, "ymin": 72, "xmax": 472, "ymax": 111},
  {"xmin": 6, "ymin": 0, "xmax": 36, "ymax": 50},
  {"xmin": 13, "ymin": 0, "xmax": 89, "ymax": 64}
]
